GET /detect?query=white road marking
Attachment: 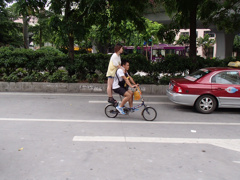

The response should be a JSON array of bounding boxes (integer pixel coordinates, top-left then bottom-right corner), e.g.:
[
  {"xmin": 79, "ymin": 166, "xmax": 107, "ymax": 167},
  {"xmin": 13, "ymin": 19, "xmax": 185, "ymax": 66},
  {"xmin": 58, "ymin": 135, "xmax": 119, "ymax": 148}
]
[
  {"xmin": 0, "ymin": 118, "xmax": 240, "ymax": 126},
  {"xmin": 89, "ymin": 101, "xmax": 172, "ymax": 105},
  {"xmin": 72, "ymin": 136, "xmax": 240, "ymax": 153}
]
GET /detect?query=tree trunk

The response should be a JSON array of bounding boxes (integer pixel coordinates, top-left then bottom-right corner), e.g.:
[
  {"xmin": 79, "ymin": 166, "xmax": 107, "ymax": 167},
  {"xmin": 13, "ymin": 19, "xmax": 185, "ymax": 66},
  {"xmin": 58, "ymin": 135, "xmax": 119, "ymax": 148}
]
[
  {"xmin": 23, "ymin": 16, "xmax": 29, "ymax": 49},
  {"xmin": 68, "ymin": 32, "xmax": 74, "ymax": 61},
  {"xmin": 189, "ymin": 9, "xmax": 197, "ymax": 59},
  {"xmin": 39, "ymin": 26, "xmax": 43, "ymax": 47},
  {"xmin": 65, "ymin": 0, "xmax": 74, "ymax": 61},
  {"xmin": 189, "ymin": 4, "xmax": 197, "ymax": 72}
]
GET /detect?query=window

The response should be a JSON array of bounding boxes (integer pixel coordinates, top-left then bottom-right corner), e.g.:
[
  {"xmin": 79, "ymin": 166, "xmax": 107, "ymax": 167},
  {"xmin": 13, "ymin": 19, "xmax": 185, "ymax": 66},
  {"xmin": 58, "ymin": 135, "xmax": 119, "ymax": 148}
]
[
  {"xmin": 181, "ymin": 32, "xmax": 189, "ymax": 36},
  {"xmin": 211, "ymin": 71, "xmax": 240, "ymax": 84},
  {"xmin": 204, "ymin": 31, "xmax": 215, "ymax": 38},
  {"xmin": 185, "ymin": 69, "xmax": 211, "ymax": 81}
]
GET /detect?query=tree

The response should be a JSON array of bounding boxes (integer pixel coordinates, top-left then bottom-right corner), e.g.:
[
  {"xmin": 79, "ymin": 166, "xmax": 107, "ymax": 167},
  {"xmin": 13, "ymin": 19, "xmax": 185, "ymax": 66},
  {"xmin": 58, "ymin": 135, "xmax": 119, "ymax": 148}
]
[
  {"xmin": 158, "ymin": 0, "xmax": 240, "ymax": 59},
  {"xmin": 176, "ymin": 34, "xmax": 190, "ymax": 46},
  {"xmin": 200, "ymin": 0, "xmax": 240, "ymax": 34},
  {"xmin": 48, "ymin": 0, "xmax": 151, "ymax": 58},
  {"xmin": 197, "ymin": 34, "xmax": 216, "ymax": 58},
  {"xmin": 0, "ymin": 0, "xmax": 23, "ymax": 47},
  {"xmin": 29, "ymin": 10, "xmax": 54, "ymax": 47},
  {"xmin": 11, "ymin": 0, "xmax": 47, "ymax": 48},
  {"xmin": 156, "ymin": 24, "xmax": 178, "ymax": 44},
  {"xmin": 233, "ymin": 35, "xmax": 240, "ymax": 57},
  {"xmin": 159, "ymin": 0, "xmax": 208, "ymax": 62},
  {"xmin": 49, "ymin": 0, "xmax": 108, "ymax": 60},
  {"xmin": 87, "ymin": 0, "xmax": 149, "ymax": 53}
]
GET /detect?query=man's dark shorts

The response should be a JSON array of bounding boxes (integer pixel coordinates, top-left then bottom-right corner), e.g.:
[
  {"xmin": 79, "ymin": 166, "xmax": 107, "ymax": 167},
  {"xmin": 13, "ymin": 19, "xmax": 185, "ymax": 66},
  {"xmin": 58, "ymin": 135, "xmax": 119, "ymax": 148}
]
[{"xmin": 113, "ymin": 87, "xmax": 128, "ymax": 96}]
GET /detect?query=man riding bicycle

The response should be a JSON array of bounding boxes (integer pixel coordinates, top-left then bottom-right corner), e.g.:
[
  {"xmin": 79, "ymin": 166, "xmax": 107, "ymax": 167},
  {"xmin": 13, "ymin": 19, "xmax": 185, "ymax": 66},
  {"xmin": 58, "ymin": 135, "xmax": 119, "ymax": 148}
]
[{"xmin": 112, "ymin": 60, "xmax": 138, "ymax": 114}]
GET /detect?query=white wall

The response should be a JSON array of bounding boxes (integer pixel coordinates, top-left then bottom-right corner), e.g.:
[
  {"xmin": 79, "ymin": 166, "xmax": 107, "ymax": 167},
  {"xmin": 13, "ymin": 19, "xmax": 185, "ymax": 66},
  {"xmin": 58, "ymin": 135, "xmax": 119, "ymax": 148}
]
[{"xmin": 175, "ymin": 29, "xmax": 217, "ymax": 58}]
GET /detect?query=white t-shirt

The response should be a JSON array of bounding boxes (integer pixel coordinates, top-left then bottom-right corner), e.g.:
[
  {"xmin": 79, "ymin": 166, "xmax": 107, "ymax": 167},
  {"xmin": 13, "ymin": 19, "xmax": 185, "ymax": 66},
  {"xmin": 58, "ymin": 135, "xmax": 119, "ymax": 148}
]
[
  {"xmin": 111, "ymin": 53, "xmax": 121, "ymax": 67},
  {"xmin": 113, "ymin": 68, "xmax": 128, "ymax": 89},
  {"xmin": 106, "ymin": 53, "xmax": 121, "ymax": 77}
]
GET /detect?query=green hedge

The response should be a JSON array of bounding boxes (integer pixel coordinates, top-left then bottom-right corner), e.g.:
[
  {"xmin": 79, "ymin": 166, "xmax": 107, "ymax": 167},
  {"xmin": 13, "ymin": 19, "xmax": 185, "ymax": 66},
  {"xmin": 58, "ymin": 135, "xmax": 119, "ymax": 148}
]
[{"xmin": 0, "ymin": 46, "xmax": 239, "ymax": 84}]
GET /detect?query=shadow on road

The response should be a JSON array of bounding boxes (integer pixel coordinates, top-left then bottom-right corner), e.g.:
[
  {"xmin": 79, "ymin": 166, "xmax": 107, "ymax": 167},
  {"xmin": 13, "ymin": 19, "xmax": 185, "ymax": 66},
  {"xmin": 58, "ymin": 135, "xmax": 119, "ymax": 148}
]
[{"xmin": 171, "ymin": 104, "xmax": 240, "ymax": 114}]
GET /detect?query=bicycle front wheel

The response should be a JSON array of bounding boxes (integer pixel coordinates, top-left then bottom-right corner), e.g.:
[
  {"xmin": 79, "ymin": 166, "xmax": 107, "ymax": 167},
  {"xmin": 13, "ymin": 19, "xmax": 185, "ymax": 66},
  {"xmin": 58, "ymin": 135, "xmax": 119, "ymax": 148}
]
[
  {"xmin": 105, "ymin": 104, "xmax": 118, "ymax": 118},
  {"xmin": 142, "ymin": 107, "xmax": 157, "ymax": 121}
]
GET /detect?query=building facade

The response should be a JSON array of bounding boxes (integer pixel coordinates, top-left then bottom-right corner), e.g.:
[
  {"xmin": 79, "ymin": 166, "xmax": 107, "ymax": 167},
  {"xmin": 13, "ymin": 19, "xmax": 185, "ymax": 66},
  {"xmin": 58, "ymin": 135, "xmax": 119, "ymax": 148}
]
[{"xmin": 175, "ymin": 29, "xmax": 216, "ymax": 58}]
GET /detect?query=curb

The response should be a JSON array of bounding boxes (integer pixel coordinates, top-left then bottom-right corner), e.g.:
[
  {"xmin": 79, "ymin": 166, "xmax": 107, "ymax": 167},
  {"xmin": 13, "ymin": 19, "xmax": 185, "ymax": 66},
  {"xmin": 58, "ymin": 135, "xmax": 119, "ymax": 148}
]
[{"xmin": 0, "ymin": 82, "xmax": 168, "ymax": 95}]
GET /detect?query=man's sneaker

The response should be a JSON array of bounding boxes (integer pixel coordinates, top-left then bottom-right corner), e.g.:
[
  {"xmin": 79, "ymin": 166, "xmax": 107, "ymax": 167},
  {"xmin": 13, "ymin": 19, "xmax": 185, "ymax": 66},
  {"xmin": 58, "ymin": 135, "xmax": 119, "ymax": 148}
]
[
  {"xmin": 108, "ymin": 97, "xmax": 117, "ymax": 104},
  {"xmin": 116, "ymin": 106, "xmax": 126, "ymax": 115}
]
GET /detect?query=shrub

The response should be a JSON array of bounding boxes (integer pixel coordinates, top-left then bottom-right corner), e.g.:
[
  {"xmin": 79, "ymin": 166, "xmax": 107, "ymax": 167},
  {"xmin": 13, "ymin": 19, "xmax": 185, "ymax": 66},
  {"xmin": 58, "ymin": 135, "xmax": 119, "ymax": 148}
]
[
  {"xmin": 47, "ymin": 70, "xmax": 77, "ymax": 83},
  {"xmin": 161, "ymin": 54, "xmax": 192, "ymax": 76},
  {"xmin": 97, "ymin": 73, "xmax": 107, "ymax": 84},
  {"xmin": 2, "ymin": 73, "xmax": 19, "ymax": 82},
  {"xmin": 22, "ymin": 71, "xmax": 49, "ymax": 82},
  {"xmin": 47, "ymin": 70, "xmax": 68, "ymax": 82},
  {"xmin": 1, "ymin": 46, "xmax": 239, "ymax": 84},
  {"xmin": 122, "ymin": 54, "xmax": 151, "ymax": 74},
  {"xmin": 86, "ymin": 73, "xmax": 98, "ymax": 83},
  {"xmin": 36, "ymin": 47, "xmax": 68, "ymax": 73}
]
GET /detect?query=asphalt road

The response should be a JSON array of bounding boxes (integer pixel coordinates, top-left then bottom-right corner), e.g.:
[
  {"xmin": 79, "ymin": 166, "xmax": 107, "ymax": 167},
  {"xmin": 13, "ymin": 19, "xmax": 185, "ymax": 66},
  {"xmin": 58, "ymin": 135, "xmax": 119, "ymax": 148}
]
[{"xmin": 0, "ymin": 92, "xmax": 240, "ymax": 180}]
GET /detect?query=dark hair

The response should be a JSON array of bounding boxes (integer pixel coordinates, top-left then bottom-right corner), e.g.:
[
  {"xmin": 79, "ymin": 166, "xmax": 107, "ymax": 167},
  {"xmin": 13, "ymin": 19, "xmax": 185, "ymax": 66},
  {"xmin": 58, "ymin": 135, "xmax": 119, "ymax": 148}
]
[
  {"xmin": 114, "ymin": 44, "xmax": 123, "ymax": 53},
  {"xmin": 121, "ymin": 60, "xmax": 129, "ymax": 66}
]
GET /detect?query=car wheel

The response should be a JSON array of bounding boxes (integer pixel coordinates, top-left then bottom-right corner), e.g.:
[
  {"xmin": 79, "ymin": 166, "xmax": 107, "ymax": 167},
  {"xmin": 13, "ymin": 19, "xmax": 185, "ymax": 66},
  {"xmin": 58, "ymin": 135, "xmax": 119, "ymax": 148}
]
[{"xmin": 195, "ymin": 95, "xmax": 217, "ymax": 114}]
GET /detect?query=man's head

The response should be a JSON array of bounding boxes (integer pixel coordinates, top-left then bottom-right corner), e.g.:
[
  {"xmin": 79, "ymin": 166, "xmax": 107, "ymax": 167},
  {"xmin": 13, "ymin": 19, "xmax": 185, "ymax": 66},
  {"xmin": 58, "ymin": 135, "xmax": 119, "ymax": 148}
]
[{"xmin": 121, "ymin": 60, "xmax": 130, "ymax": 71}]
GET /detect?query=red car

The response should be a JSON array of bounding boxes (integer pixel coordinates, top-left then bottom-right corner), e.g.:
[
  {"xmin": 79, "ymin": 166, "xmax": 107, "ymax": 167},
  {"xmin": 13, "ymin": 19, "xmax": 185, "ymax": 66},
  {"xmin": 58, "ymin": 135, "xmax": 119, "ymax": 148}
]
[{"xmin": 166, "ymin": 67, "xmax": 240, "ymax": 113}]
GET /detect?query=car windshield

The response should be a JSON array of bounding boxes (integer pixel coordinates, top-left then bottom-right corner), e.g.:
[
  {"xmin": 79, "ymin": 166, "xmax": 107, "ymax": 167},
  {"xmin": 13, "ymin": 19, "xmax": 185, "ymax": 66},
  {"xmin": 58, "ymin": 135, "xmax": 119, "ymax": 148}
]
[{"xmin": 184, "ymin": 69, "xmax": 211, "ymax": 81}]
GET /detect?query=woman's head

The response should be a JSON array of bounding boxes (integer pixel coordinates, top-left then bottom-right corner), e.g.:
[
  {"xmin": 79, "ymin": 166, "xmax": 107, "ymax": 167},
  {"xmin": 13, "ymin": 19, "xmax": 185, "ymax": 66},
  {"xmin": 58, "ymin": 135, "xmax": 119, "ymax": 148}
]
[{"xmin": 114, "ymin": 44, "xmax": 123, "ymax": 54}]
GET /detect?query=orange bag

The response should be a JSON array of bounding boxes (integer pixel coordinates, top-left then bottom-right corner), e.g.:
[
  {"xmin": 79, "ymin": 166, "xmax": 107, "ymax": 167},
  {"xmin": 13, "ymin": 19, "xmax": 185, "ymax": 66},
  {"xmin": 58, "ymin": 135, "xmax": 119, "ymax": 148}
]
[{"xmin": 134, "ymin": 87, "xmax": 142, "ymax": 100}]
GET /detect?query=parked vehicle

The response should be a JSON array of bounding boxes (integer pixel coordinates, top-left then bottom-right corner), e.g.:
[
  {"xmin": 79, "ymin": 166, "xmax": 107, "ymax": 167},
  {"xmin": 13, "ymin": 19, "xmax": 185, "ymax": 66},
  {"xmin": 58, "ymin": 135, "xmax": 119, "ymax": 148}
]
[{"xmin": 166, "ymin": 67, "xmax": 240, "ymax": 113}]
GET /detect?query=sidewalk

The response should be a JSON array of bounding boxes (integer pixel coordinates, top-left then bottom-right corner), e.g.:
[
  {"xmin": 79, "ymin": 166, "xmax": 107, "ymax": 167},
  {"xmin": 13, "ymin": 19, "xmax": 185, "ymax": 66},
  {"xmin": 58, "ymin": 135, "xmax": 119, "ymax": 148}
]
[{"xmin": 0, "ymin": 82, "xmax": 168, "ymax": 95}]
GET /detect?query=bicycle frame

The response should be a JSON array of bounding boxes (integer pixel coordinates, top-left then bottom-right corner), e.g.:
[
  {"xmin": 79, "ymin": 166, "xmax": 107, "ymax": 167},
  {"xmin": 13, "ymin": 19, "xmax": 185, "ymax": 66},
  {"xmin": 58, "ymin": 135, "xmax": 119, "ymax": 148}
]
[{"xmin": 118, "ymin": 87, "xmax": 147, "ymax": 111}]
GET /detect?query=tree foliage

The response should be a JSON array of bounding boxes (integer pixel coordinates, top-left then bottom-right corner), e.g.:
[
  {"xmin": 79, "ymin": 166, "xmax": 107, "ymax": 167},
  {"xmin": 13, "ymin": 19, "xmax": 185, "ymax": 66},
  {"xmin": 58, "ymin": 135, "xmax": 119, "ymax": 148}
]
[
  {"xmin": 87, "ymin": 0, "xmax": 151, "ymax": 53},
  {"xmin": 233, "ymin": 35, "xmax": 240, "ymax": 57},
  {"xmin": 0, "ymin": 1, "xmax": 23, "ymax": 47},
  {"xmin": 197, "ymin": 34, "xmax": 215, "ymax": 58},
  {"xmin": 153, "ymin": 0, "xmax": 240, "ymax": 61},
  {"xmin": 11, "ymin": 0, "xmax": 47, "ymax": 48},
  {"xmin": 200, "ymin": 0, "xmax": 240, "ymax": 33},
  {"xmin": 176, "ymin": 34, "xmax": 190, "ymax": 46},
  {"xmin": 29, "ymin": 10, "xmax": 54, "ymax": 47}
]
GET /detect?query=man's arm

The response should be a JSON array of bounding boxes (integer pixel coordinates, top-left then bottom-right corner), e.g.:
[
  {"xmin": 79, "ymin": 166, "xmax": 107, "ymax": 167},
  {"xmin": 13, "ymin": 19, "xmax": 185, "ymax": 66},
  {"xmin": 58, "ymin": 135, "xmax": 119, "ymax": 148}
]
[
  {"xmin": 129, "ymin": 75, "xmax": 137, "ymax": 86},
  {"xmin": 122, "ymin": 76, "xmax": 136, "ymax": 88}
]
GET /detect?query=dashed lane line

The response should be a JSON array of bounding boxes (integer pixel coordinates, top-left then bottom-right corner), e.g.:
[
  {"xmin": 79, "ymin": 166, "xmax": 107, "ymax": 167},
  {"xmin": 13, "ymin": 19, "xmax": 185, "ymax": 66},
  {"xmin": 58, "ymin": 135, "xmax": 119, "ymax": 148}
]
[{"xmin": 72, "ymin": 136, "xmax": 240, "ymax": 153}]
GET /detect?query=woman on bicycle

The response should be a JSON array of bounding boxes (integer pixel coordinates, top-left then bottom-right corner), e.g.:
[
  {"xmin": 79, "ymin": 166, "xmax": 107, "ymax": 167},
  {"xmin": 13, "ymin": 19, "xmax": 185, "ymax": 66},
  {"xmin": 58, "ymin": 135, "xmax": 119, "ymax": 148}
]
[{"xmin": 106, "ymin": 44, "xmax": 124, "ymax": 104}]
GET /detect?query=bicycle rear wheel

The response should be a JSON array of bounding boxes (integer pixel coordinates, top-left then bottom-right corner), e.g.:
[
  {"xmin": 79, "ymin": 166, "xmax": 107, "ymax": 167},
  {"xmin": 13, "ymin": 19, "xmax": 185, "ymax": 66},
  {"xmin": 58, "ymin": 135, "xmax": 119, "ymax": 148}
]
[
  {"xmin": 105, "ymin": 104, "xmax": 118, "ymax": 118},
  {"xmin": 142, "ymin": 106, "xmax": 157, "ymax": 121}
]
